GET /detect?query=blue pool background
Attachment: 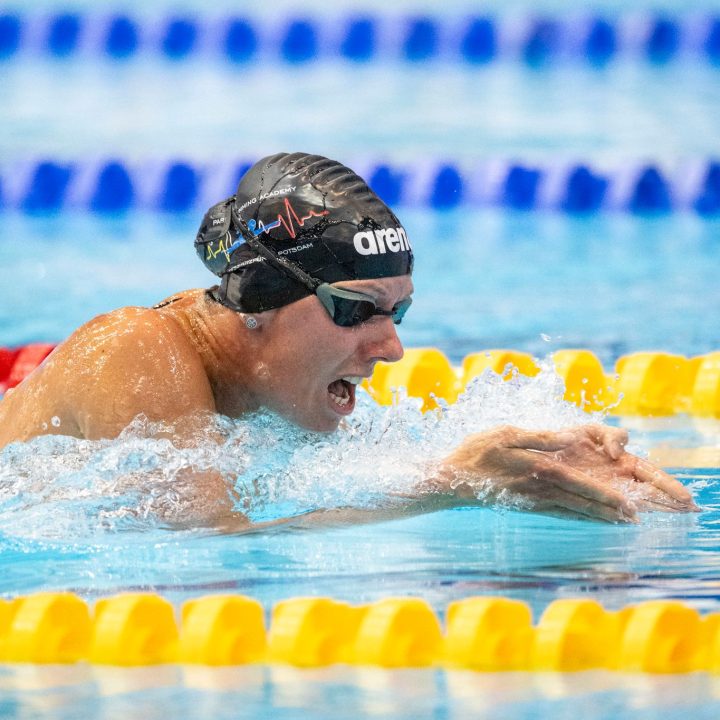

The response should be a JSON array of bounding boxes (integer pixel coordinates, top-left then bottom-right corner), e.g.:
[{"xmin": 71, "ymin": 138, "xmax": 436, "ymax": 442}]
[{"xmin": 3, "ymin": 0, "xmax": 720, "ymax": 718}]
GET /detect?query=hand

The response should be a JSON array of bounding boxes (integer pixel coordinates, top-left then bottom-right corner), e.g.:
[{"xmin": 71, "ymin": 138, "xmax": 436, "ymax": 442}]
[
  {"xmin": 545, "ymin": 424, "xmax": 698, "ymax": 514},
  {"xmin": 439, "ymin": 424, "xmax": 699, "ymax": 524}
]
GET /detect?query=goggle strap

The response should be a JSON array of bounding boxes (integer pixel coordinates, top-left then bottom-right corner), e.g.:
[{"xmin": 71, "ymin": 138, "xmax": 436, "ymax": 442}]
[{"xmin": 242, "ymin": 230, "xmax": 321, "ymax": 294}]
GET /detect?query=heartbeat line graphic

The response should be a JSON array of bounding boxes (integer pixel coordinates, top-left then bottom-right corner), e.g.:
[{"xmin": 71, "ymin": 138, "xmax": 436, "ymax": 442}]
[
  {"xmin": 247, "ymin": 198, "xmax": 329, "ymax": 239},
  {"xmin": 206, "ymin": 199, "xmax": 329, "ymax": 263},
  {"xmin": 205, "ymin": 234, "xmax": 235, "ymax": 263}
]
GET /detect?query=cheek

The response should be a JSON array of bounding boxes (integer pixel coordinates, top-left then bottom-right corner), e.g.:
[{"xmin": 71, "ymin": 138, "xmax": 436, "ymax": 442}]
[{"xmin": 299, "ymin": 326, "xmax": 360, "ymax": 367}]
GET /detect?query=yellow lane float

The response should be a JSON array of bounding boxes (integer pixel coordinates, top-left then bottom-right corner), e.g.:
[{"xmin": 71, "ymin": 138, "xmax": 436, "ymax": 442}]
[
  {"xmin": 614, "ymin": 353, "xmax": 691, "ymax": 416},
  {"xmin": 1, "ymin": 592, "xmax": 91, "ymax": 663},
  {"xmin": 180, "ymin": 594, "xmax": 266, "ymax": 666},
  {"xmin": 89, "ymin": 593, "xmax": 178, "ymax": 666},
  {"xmin": 444, "ymin": 597, "xmax": 533, "ymax": 671},
  {"xmin": 690, "ymin": 352, "xmax": 720, "ymax": 418},
  {"xmin": 5, "ymin": 342, "xmax": 720, "ymax": 417},
  {"xmin": 365, "ymin": 348, "xmax": 459, "ymax": 411},
  {"xmin": 552, "ymin": 350, "xmax": 615, "ymax": 411},
  {"xmin": 2, "ymin": 592, "xmax": 720, "ymax": 674},
  {"xmin": 461, "ymin": 350, "xmax": 539, "ymax": 385}
]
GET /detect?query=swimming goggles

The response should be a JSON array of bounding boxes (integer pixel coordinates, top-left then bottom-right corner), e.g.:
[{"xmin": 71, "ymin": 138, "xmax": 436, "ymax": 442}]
[
  {"xmin": 316, "ymin": 284, "xmax": 412, "ymax": 327},
  {"xmin": 241, "ymin": 228, "xmax": 412, "ymax": 328}
]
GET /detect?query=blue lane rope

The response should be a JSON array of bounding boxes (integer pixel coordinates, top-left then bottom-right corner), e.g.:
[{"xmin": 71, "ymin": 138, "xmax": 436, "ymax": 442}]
[
  {"xmin": 1, "ymin": 158, "xmax": 719, "ymax": 215},
  {"xmin": 1, "ymin": 13, "xmax": 720, "ymax": 65}
]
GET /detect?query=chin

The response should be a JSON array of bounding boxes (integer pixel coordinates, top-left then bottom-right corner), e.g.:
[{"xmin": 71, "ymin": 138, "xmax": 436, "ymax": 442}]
[
  {"xmin": 278, "ymin": 397, "xmax": 346, "ymax": 433},
  {"xmin": 306, "ymin": 417, "xmax": 342, "ymax": 433},
  {"xmin": 291, "ymin": 410, "xmax": 342, "ymax": 433}
]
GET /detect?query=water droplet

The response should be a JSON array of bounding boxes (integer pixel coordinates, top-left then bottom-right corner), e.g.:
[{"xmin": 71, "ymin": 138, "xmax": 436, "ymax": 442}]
[
  {"xmin": 540, "ymin": 334, "xmax": 551, "ymax": 342},
  {"xmin": 51, "ymin": 416, "xmax": 61, "ymax": 427}
]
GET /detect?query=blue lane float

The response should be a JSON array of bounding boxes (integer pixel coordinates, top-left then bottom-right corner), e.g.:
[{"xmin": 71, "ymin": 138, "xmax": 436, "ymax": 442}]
[
  {"xmin": 224, "ymin": 18, "xmax": 257, "ymax": 63},
  {"xmin": 646, "ymin": 18, "xmax": 680, "ymax": 64},
  {"xmin": 46, "ymin": 14, "xmax": 82, "ymax": 57},
  {"xmin": 2, "ymin": 158, "xmax": 720, "ymax": 216},
  {"xmin": 584, "ymin": 19, "xmax": 616, "ymax": 66},
  {"xmin": 502, "ymin": 166, "xmax": 542, "ymax": 210},
  {"xmin": 158, "ymin": 163, "xmax": 200, "ymax": 212},
  {"xmin": 522, "ymin": 19, "xmax": 560, "ymax": 67},
  {"xmin": 561, "ymin": 166, "xmax": 608, "ymax": 213},
  {"xmin": 340, "ymin": 17, "xmax": 376, "ymax": 62},
  {"xmin": 161, "ymin": 18, "xmax": 197, "ymax": 60},
  {"xmin": 281, "ymin": 19, "xmax": 318, "ymax": 63},
  {"xmin": 369, "ymin": 166, "xmax": 404, "ymax": 207},
  {"xmin": 22, "ymin": 162, "xmax": 73, "ymax": 213},
  {"xmin": 627, "ymin": 167, "xmax": 672, "ymax": 214},
  {"xmin": 0, "ymin": 14, "xmax": 21, "ymax": 59},
  {"xmin": 460, "ymin": 18, "xmax": 496, "ymax": 64},
  {"xmin": 694, "ymin": 162, "xmax": 720, "ymax": 215},
  {"xmin": 104, "ymin": 15, "xmax": 139, "ymax": 59},
  {"xmin": 89, "ymin": 162, "xmax": 134, "ymax": 212},
  {"xmin": 707, "ymin": 19, "xmax": 720, "ymax": 64},
  {"xmin": 2, "ymin": 13, "xmax": 720, "ymax": 65},
  {"xmin": 403, "ymin": 17, "xmax": 439, "ymax": 62}
]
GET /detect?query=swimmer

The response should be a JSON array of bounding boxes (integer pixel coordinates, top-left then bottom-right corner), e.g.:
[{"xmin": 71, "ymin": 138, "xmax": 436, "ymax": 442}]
[{"xmin": 0, "ymin": 153, "xmax": 698, "ymax": 529}]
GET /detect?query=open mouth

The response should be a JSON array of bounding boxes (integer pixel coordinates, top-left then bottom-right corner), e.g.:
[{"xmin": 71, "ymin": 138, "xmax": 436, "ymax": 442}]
[{"xmin": 327, "ymin": 376, "xmax": 361, "ymax": 415}]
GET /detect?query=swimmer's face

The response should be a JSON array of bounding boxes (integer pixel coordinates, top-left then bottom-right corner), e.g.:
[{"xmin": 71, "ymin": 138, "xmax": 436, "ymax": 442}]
[{"xmin": 254, "ymin": 275, "xmax": 412, "ymax": 432}]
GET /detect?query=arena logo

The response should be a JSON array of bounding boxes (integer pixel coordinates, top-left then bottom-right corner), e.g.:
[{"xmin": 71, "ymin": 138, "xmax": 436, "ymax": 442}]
[{"xmin": 353, "ymin": 227, "xmax": 411, "ymax": 255}]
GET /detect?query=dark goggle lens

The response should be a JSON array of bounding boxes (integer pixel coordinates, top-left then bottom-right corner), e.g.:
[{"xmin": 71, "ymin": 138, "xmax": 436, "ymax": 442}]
[
  {"xmin": 331, "ymin": 297, "xmax": 377, "ymax": 326},
  {"xmin": 316, "ymin": 284, "xmax": 412, "ymax": 327},
  {"xmin": 331, "ymin": 295, "xmax": 412, "ymax": 327}
]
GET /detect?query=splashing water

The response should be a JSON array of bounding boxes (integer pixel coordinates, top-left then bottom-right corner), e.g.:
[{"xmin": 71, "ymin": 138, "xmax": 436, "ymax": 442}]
[{"xmin": 0, "ymin": 362, "xmax": 612, "ymax": 540}]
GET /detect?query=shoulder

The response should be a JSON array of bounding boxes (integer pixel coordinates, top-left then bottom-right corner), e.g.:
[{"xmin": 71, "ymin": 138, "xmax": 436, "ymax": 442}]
[
  {"xmin": 62, "ymin": 301, "xmax": 216, "ymax": 437},
  {"xmin": 66, "ymin": 305, "xmax": 196, "ymax": 373}
]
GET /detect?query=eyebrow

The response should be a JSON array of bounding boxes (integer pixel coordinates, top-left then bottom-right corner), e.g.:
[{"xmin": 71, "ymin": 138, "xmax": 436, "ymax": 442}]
[{"xmin": 358, "ymin": 281, "xmax": 389, "ymax": 298}]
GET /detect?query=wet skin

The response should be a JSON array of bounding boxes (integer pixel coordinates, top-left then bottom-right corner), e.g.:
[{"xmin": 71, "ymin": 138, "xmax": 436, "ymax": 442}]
[{"xmin": 0, "ymin": 276, "xmax": 699, "ymax": 528}]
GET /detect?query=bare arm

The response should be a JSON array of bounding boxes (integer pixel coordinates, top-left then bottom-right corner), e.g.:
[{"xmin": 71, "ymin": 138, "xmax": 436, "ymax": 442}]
[
  {"xmin": 171, "ymin": 421, "xmax": 700, "ymax": 533},
  {"xmin": 192, "ymin": 423, "xmax": 699, "ymax": 534}
]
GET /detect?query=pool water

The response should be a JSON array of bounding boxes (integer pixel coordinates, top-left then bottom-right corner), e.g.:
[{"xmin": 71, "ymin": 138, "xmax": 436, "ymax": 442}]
[
  {"xmin": 2, "ymin": 62, "xmax": 719, "ymax": 162},
  {"xmin": 0, "ymin": 210, "xmax": 720, "ymax": 718},
  {"xmin": 2, "ymin": 2, "xmax": 720, "ymax": 717}
]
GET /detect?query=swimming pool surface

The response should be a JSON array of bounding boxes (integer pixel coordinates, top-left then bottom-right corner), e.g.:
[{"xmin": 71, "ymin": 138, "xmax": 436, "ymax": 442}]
[
  {"xmin": 2, "ymin": 1, "xmax": 720, "ymax": 717},
  {"xmin": 2, "ymin": 208, "xmax": 720, "ymax": 717}
]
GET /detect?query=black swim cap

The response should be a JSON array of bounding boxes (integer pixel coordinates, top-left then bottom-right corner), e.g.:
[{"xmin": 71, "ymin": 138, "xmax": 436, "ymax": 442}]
[{"xmin": 194, "ymin": 153, "xmax": 413, "ymax": 313}]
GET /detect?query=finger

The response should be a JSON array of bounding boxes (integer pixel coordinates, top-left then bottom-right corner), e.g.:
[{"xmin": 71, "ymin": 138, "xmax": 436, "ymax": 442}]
[
  {"xmin": 603, "ymin": 475, "xmax": 700, "ymax": 514},
  {"xmin": 631, "ymin": 493, "xmax": 693, "ymax": 513},
  {"xmin": 579, "ymin": 424, "xmax": 628, "ymax": 460},
  {"xmin": 605, "ymin": 476, "xmax": 687, "ymax": 513},
  {"xmin": 603, "ymin": 427, "xmax": 628, "ymax": 461},
  {"xmin": 538, "ymin": 489, "xmax": 638, "ymax": 524},
  {"xmin": 506, "ymin": 428, "xmax": 578, "ymax": 452},
  {"xmin": 532, "ymin": 454, "xmax": 638, "ymax": 518},
  {"xmin": 633, "ymin": 458, "xmax": 698, "ymax": 507}
]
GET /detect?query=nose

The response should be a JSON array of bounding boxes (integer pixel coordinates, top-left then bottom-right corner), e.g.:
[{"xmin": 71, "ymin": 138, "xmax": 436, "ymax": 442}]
[{"xmin": 364, "ymin": 317, "xmax": 404, "ymax": 364}]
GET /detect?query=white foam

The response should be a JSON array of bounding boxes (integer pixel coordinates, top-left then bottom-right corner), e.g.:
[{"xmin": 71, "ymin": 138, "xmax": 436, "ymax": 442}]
[{"xmin": 0, "ymin": 362, "xmax": 603, "ymax": 540}]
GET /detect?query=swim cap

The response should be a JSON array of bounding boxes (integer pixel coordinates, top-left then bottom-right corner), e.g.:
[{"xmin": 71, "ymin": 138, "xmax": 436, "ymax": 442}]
[{"xmin": 194, "ymin": 153, "xmax": 413, "ymax": 313}]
